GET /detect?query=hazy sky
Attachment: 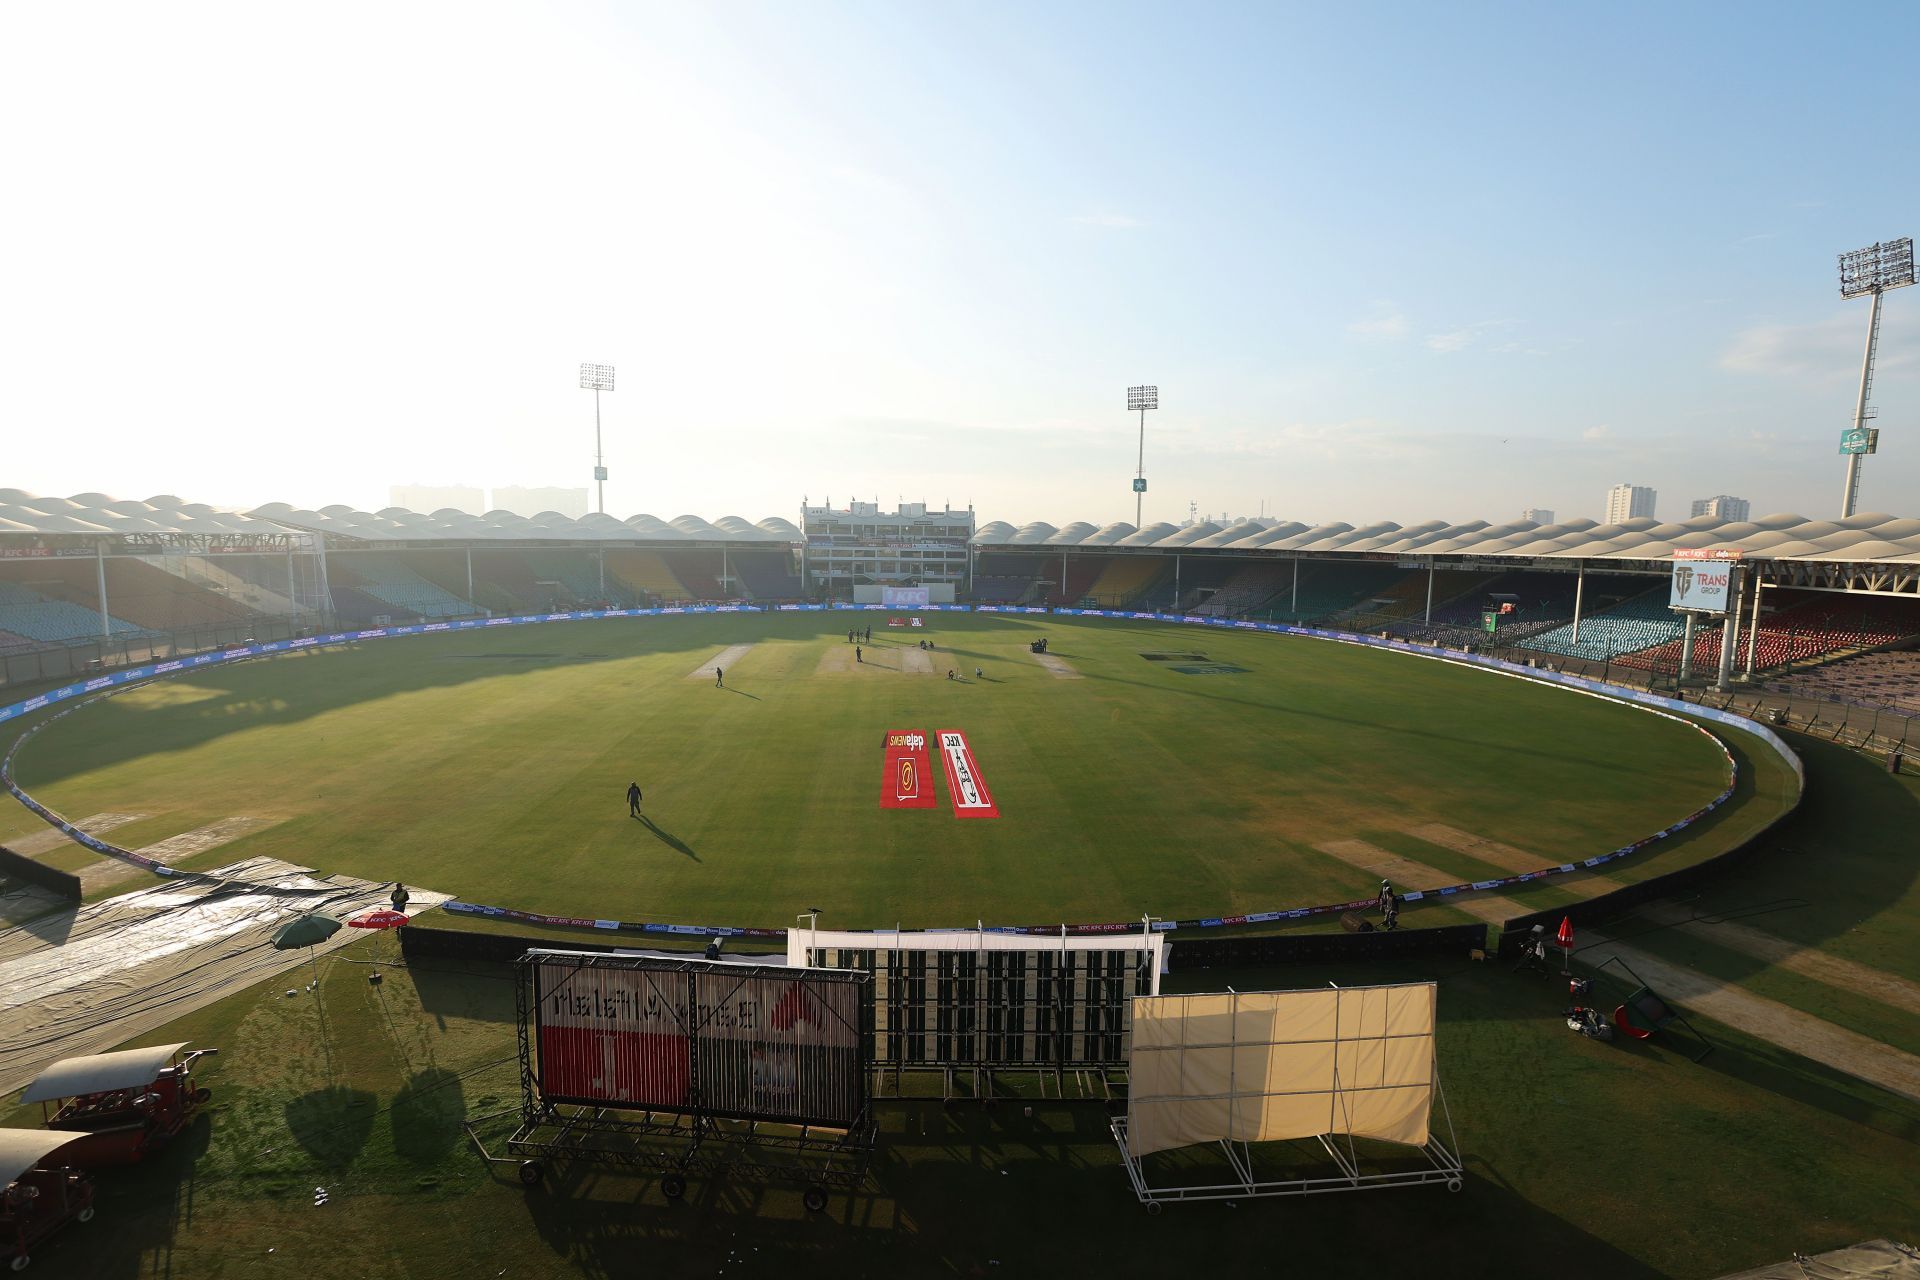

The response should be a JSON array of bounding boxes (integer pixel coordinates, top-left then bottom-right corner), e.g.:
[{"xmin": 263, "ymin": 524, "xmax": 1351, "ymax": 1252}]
[{"xmin": 5, "ymin": 2, "xmax": 1917, "ymax": 529}]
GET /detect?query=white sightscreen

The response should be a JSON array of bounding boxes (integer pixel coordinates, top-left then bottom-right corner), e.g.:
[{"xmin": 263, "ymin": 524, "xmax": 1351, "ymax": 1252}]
[{"xmin": 1125, "ymin": 983, "xmax": 1436, "ymax": 1158}]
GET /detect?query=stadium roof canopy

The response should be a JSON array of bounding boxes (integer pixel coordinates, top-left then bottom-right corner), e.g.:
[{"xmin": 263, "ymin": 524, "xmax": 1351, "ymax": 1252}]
[
  {"xmin": 248, "ymin": 502, "xmax": 800, "ymax": 543},
  {"xmin": 972, "ymin": 513, "xmax": 1920, "ymax": 563},
  {"xmin": 0, "ymin": 491, "xmax": 800, "ymax": 544},
  {"xmin": 0, "ymin": 489, "xmax": 286, "ymax": 536}
]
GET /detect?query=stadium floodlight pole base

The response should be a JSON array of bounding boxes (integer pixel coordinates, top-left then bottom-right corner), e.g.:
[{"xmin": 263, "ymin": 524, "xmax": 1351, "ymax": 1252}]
[{"xmin": 1108, "ymin": 1076, "xmax": 1464, "ymax": 1213}]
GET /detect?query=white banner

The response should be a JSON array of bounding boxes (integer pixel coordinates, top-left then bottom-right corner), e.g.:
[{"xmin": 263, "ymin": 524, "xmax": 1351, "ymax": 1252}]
[
  {"xmin": 881, "ymin": 586, "xmax": 930, "ymax": 608},
  {"xmin": 1669, "ymin": 550, "xmax": 1739, "ymax": 613}
]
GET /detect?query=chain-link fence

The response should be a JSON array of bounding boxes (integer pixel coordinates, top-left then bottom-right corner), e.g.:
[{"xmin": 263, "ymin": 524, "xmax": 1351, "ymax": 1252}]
[{"xmin": 0, "ymin": 614, "xmax": 326, "ymax": 691}]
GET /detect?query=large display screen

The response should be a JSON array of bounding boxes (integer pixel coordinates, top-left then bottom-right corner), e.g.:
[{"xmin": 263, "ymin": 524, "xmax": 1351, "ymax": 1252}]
[{"xmin": 528, "ymin": 952, "xmax": 870, "ymax": 1127}]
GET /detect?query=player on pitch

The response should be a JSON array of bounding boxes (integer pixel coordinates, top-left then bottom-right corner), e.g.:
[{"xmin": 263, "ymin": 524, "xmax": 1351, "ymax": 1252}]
[{"xmin": 627, "ymin": 781, "xmax": 643, "ymax": 817}]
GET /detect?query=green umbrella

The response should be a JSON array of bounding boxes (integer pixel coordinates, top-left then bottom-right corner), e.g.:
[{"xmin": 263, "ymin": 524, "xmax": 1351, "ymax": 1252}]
[{"xmin": 272, "ymin": 913, "xmax": 342, "ymax": 991}]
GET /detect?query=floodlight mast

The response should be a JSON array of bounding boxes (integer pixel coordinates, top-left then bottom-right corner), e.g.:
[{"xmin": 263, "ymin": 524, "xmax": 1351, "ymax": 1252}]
[
  {"xmin": 1127, "ymin": 385, "xmax": 1158, "ymax": 528},
  {"xmin": 579, "ymin": 363, "xmax": 616, "ymax": 514},
  {"xmin": 1837, "ymin": 239, "xmax": 1913, "ymax": 518}
]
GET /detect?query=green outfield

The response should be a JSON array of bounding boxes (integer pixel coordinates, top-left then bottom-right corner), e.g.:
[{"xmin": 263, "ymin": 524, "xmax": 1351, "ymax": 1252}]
[{"xmin": 5, "ymin": 613, "xmax": 1744, "ymax": 928}]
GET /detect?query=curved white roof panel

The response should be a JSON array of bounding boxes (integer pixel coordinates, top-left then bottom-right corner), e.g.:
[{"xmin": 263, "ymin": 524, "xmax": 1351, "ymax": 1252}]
[
  {"xmin": 19, "ymin": 1042, "xmax": 191, "ymax": 1104},
  {"xmin": 969, "ymin": 512, "xmax": 1920, "ymax": 562},
  {"xmin": 5, "ymin": 490, "xmax": 1918, "ymax": 561},
  {"xmin": 0, "ymin": 492, "xmax": 799, "ymax": 543},
  {"xmin": 0, "ymin": 1130, "xmax": 86, "ymax": 1185}
]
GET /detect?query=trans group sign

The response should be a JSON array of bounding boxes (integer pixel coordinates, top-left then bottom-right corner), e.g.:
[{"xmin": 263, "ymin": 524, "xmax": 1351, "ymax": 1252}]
[{"xmin": 1669, "ymin": 548, "xmax": 1741, "ymax": 614}]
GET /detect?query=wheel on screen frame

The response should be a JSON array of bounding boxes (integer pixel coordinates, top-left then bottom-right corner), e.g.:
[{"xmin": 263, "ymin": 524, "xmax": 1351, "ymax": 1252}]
[
  {"xmin": 517, "ymin": 1160, "xmax": 544, "ymax": 1187},
  {"xmin": 661, "ymin": 1174, "xmax": 687, "ymax": 1200},
  {"xmin": 802, "ymin": 1186, "xmax": 828, "ymax": 1213},
  {"xmin": 1447, "ymin": 1176, "xmax": 1464, "ymax": 1193},
  {"xmin": 77, "ymin": 1206, "xmax": 96, "ymax": 1223},
  {"xmin": 1145, "ymin": 1200, "xmax": 1163, "ymax": 1217}
]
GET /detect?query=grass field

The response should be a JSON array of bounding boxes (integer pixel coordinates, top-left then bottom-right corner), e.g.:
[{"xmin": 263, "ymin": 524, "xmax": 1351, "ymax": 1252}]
[
  {"xmin": 8, "ymin": 770, "xmax": 1919, "ymax": 1280},
  {"xmin": 2, "ymin": 613, "xmax": 1740, "ymax": 929}
]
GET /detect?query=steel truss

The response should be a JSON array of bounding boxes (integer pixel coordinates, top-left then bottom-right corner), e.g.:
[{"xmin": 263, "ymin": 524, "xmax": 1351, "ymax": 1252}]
[
  {"xmin": 1108, "ymin": 1073, "xmax": 1464, "ymax": 1213},
  {"xmin": 506, "ymin": 951, "xmax": 877, "ymax": 1211}
]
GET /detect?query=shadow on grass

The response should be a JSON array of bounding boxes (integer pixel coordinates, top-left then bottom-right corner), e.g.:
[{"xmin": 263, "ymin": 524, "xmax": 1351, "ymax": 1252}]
[
  {"xmin": 640, "ymin": 816, "xmax": 699, "ymax": 862},
  {"xmin": 513, "ymin": 1098, "xmax": 1667, "ymax": 1279},
  {"xmin": 409, "ymin": 957, "xmax": 518, "ymax": 1024},
  {"xmin": 285, "ymin": 1085, "xmax": 378, "ymax": 1170},
  {"xmin": 1693, "ymin": 1025, "xmax": 1920, "ymax": 1144},
  {"xmin": 41, "ymin": 1111, "xmax": 215, "ymax": 1279},
  {"xmin": 391, "ymin": 1067, "xmax": 466, "ymax": 1165}
]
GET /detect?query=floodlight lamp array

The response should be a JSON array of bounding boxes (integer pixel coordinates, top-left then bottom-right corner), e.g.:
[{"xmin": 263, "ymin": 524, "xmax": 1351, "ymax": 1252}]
[
  {"xmin": 1838, "ymin": 238, "xmax": 1915, "ymax": 297},
  {"xmin": 1127, "ymin": 385, "xmax": 1159, "ymax": 411},
  {"xmin": 579, "ymin": 363, "xmax": 616, "ymax": 391}
]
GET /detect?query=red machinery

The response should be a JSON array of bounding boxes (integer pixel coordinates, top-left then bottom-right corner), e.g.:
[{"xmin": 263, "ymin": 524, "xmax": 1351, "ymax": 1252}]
[
  {"xmin": 0, "ymin": 1130, "xmax": 95, "ymax": 1273},
  {"xmin": 17, "ymin": 1043, "xmax": 218, "ymax": 1169}
]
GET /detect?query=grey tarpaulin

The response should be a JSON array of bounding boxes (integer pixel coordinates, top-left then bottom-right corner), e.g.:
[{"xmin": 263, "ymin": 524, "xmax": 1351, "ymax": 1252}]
[
  {"xmin": 0, "ymin": 857, "xmax": 445, "ymax": 1095},
  {"xmin": 1713, "ymin": 1240, "xmax": 1920, "ymax": 1280}
]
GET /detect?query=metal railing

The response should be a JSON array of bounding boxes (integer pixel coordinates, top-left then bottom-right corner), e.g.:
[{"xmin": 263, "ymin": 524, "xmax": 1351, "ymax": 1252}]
[{"xmin": 0, "ymin": 614, "xmax": 329, "ymax": 691}]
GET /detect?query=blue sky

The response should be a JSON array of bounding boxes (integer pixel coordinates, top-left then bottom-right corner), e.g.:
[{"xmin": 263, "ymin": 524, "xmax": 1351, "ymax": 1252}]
[{"xmin": 3, "ymin": 1, "xmax": 1915, "ymax": 527}]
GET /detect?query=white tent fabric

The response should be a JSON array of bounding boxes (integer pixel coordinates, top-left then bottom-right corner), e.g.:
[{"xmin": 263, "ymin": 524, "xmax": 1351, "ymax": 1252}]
[
  {"xmin": 1125, "ymin": 983, "xmax": 1437, "ymax": 1158},
  {"xmin": 18, "ymin": 1042, "xmax": 188, "ymax": 1104},
  {"xmin": 0, "ymin": 1129, "xmax": 84, "ymax": 1185}
]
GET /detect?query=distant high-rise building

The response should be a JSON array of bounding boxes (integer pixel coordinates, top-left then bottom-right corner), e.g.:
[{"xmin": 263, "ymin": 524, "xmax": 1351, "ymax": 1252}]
[
  {"xmin": 390, "ymin": 483, "xmax": 484, "ymax": 515},
  {"xmin": 1605, "ymin": 484, "xmax": 1657, "ymax": 524},
  {"xmin": 491, "ymin": 486, "xmax": 589, "ymax": 519},
  {"xmin": 1690, "ymin": 495, "xmax": 1751, "ymax": 522},
  {"xmin": 1521, "ymin": 508, "xmax": 1555, "ymax": 525}
]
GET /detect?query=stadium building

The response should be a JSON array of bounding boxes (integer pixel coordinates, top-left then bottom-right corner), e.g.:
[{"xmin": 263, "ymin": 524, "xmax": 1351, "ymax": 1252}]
[
  {"xmin": 799, "ymin": 500, "xmax": 975, "ymax": 597},
  {"xmin": 4, "ymin": 490, "xmax": 1920, "ymax": 706}
]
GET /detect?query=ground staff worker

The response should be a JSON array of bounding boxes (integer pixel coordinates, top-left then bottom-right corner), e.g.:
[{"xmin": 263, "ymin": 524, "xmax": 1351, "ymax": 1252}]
[{"xmin": 627, "ymin": 781, "xmax": 643, "ymax": 816}]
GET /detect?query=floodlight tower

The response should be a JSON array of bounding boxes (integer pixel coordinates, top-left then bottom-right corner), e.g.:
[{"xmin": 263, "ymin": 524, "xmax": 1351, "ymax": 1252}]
[
  {"xmin": 579, "ymin": 362, "xmax": 616, "ymax": 514},
  {"xmin": 1837, "ymin": 238, "xmax": 1913, "ymax": 517},
  {"xmin": 1127, "ymin": 385, "xmax": 1158, "ymax": 528}
]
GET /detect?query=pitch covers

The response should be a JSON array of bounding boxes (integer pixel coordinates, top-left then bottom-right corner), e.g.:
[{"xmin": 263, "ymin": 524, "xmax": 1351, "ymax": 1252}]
[
  {"xmin": 937, "ymin": 729, "xmax": 998, "ymax": 818},
  {"xmin": 880, "ymin": 729, "xmax": 937, "ymax": 809}
]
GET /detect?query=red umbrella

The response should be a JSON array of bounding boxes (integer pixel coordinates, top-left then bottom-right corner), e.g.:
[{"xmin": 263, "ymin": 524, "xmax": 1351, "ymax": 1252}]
[
  {"xmin": 349, "ymin": 909, "xmax": 410, "ymax": 930},
  {"xmin": 347, "ymin": 909, "xmax": 410, "ymax": 981},
  {"xmin": 1555, "ymin": 916, "xmax": 1575, "ymax": 974}
]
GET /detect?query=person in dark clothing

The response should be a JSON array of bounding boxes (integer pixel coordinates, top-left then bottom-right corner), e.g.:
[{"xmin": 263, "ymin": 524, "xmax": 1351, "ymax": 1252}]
[
  {"xmin": 627, "ymin": 781, "xmax": 642, "ymax": 816},
  {"xmin": 715, "ymin": 666, "xmax": 723, "ymax": 687},
  {"xmin": 848, "ymin": 629, "xmax": 854, "ymax": 643},
  {"xmin": 864, "ymin": 626, "xmax": 871, "ymax": 642},
  {"xmin": 1382, "ymin": 890, "xmax": 1400, "ymax": 931},
  {"xmin": 855, "ymin": 646, "xmax": 863, "ymax": 663},
  {"xmin": 390, "ymin": 882, "xmax": 410, "ymax": 915}
]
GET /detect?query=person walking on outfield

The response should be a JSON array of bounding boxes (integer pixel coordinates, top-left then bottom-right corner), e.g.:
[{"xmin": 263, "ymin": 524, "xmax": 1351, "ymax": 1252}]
[
  {"xmin": 715, "ymin": 666, "xmax": 724, "ymax": 687},
  {"xmin": 1382, "ymin": 889, "xmax": 1400, "ymax": 931},
  {"xmin": 627, "ymin": 781, "xmax": 643, "ymax": 817},
  {"xmin": 855, "ymin": 645, "xmax": 863, "ymax": 663},
  {"xmin": 848, "ymin": 629, "xmax": 854, "ymax": 644}
]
